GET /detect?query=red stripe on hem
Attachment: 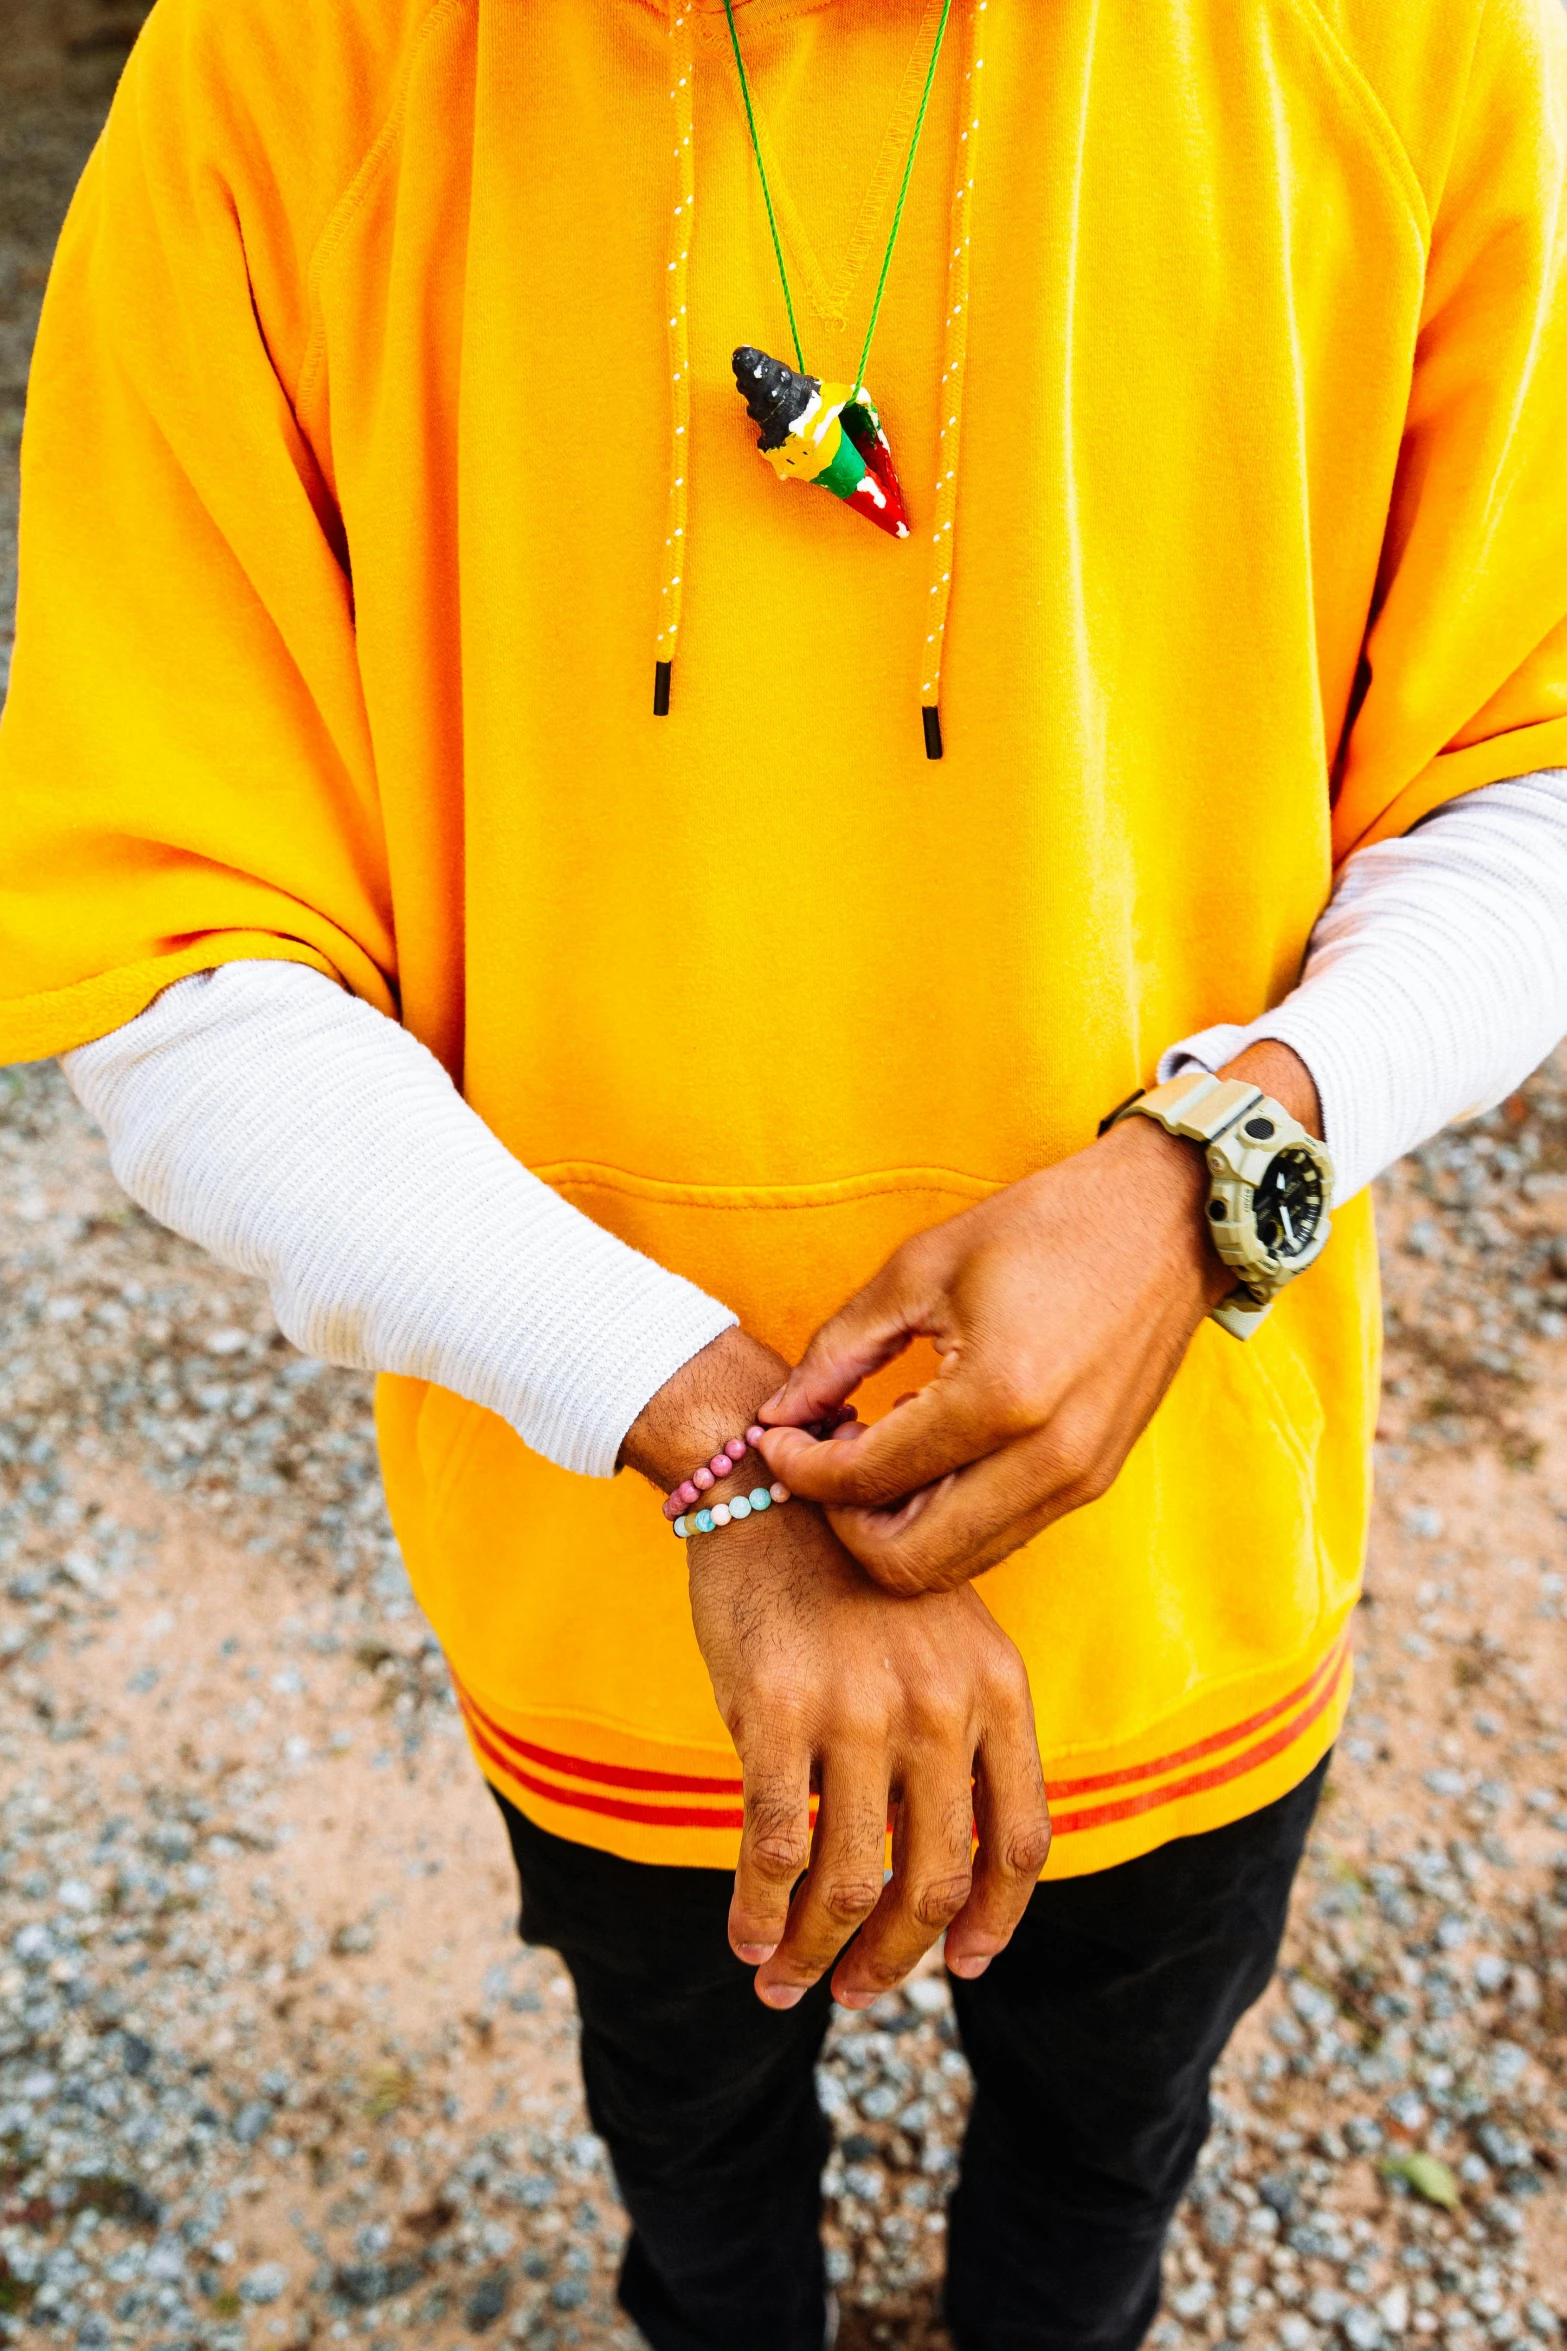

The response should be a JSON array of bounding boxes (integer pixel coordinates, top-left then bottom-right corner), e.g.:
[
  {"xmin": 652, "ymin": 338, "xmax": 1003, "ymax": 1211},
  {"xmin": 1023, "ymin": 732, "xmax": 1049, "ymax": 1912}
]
[
  {"xmin": 454, "ymin": 1634, "xmax": 1348, "ymax": 1832},
  {"xmin": 1048, "ymin": 1648, "xmax": 1348, "ymax": 1837},
  {"xmin": 466, "ymin": 1712, "xmax": 746, "ymax": 1831},
  {"xmin": 1046, "ymin": 1638, "xmax": 1348, "ymax": 1800},
  {"xmin": 455, "ymin": 1679, "xmax": 743, "ymax": 1795},
  {"xmin": 465, "ymin": 1655, "xmax": 1342, "ymax": 1849}
]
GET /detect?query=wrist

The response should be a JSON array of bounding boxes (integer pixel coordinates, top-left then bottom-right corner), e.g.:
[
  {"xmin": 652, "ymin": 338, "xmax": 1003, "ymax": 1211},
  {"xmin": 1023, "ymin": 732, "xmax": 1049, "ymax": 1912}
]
[
  {"xmin": 620, "ymin": 1326, "xmax": 790, "ymax": 1493},
  {"xmin": 685, "ymin": 1481, "xmax": 849, "ymax": 1599},
  {"xmin": 1109, "ymin": 1040, "xmax": 1325, "ymax": 1313},
  {"xmin": 1219, "ymin": 1039, "xmax": 1323, "ymax": 1139},
  {"xmin": 1093, "ymin": 1111, "xmax": 1237, "ymax": 1309}
]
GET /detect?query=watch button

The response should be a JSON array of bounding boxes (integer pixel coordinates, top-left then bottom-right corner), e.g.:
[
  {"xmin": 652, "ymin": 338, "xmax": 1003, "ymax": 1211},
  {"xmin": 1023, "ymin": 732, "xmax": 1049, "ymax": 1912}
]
[{"xmin": 1243, "ymin": 1116, "xmax": 1276, "ymax": 1139}]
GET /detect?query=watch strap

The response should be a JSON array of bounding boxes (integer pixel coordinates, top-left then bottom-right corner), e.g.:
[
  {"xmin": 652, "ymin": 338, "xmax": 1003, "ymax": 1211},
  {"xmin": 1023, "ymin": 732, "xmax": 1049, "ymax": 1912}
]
[
  {"xmin": 1208, "ymin": 1288, "xmax": 1275, "ymax": 1340},
  {"xmin": 1112, "ymin": 1070, "xmax": 1264, "ymax": 1147}
]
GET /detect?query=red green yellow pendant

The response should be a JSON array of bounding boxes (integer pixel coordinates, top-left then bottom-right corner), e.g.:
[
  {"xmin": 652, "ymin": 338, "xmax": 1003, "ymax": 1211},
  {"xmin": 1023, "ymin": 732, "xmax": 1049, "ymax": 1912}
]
[{"xmin": 732, "ymin": 348, "xmax": 911, "ymax": 541}]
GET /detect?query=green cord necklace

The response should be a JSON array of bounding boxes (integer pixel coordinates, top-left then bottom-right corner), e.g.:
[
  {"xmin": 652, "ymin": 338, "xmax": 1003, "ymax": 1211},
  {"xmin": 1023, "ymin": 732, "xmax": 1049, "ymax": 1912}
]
[{"xmin": 724, "ymin": 0, "xmax": 954, "ymax": 540}]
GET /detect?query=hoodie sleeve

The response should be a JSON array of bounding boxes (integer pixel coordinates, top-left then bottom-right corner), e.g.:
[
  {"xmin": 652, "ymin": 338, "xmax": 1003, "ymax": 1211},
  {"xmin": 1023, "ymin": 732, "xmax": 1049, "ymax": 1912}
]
[
  {"xmin": 1330, "ymin": 0, "xmax": 1567, "ymax": 859},
  {"xmin": 0, "ymin": 0, "xmax": 398, "ymax": 1063}
]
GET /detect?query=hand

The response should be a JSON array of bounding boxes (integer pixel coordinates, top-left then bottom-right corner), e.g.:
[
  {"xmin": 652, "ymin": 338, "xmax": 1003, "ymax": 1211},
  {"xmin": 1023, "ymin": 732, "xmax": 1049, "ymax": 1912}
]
[
  {"xmin": 621, "ymin": 1329, "xmax": 1052, "ymax": 2008},
  {"xmin": 755, "ymin": 1043, "xmax": 1322, "ymax": 1597},
  {"xmin": 688, "ymin": 1497, "xmax": 1051, "ymax": 2009}
]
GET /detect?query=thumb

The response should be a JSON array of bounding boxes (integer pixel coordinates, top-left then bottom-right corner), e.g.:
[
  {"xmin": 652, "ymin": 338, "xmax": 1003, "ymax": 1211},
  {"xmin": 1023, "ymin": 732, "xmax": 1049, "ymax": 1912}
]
[{"xmin": 759, "ymin": 1245, "xmax": 938, "ymax": 1428}]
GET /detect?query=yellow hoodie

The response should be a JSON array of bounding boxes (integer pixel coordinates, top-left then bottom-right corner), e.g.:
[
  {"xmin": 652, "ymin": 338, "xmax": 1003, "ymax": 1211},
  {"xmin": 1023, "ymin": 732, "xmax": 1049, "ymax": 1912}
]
[{"xmin": 5, "ymin": 0, "xmax": 1567, "ymax": 1872}]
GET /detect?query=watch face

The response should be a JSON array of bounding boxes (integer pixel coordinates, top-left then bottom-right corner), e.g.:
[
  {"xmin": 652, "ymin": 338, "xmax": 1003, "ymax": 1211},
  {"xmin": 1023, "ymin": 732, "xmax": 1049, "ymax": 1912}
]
[{"xmin": 1252, "ymin": 1146, "xmax": 1326, "ymax": 1261}]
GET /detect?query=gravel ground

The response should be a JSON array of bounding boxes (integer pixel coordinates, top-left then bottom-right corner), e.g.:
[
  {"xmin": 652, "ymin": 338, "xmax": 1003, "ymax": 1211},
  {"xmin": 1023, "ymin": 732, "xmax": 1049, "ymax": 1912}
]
[
  {"xmin": 2, "ymin": 6, "xmax": 1566, "ymax": 2348},
  {"xmin": 3, "ymin": 1060, "xmax": 1567, "ymax": 2351},
  {"xmin": 1, "ymin": 0, "xmax": 151, "ymax": 690}
]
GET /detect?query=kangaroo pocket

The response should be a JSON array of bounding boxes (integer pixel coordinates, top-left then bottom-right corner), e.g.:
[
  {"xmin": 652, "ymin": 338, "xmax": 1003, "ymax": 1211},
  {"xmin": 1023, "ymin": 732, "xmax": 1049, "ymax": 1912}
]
[
  {"xmin": 376, "ymin": 1177, "xmax": 1379, "ymax": 1766},
  {"xmin": 535, "ymin": 1159, "xmax": 997, "ymax": 1365}
]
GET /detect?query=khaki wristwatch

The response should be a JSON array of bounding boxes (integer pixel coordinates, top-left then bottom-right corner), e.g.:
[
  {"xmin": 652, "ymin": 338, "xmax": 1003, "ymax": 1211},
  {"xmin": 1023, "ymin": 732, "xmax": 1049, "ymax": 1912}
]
[{"xmin": 1102, "ymin": 1070, "xmax": 1334, "ymax": 1339}]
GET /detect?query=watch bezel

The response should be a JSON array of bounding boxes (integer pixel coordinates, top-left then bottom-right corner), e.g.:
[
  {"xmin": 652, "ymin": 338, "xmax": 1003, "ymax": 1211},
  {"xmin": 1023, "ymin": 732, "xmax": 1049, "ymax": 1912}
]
[{"xmin": 1204, "ymin": 1123, "xmax": 1333, "ymax": 1301}]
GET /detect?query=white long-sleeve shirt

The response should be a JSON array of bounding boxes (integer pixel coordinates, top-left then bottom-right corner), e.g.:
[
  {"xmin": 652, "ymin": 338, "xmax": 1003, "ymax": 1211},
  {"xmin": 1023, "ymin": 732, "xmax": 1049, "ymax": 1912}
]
[
  {"xmin": 1157, "ymin": 772, "xmax": 1567, "ymax": 1178},
  {"xmin": 62, "ymin": 770, "xmax": 1567, "ymax": 1479}
]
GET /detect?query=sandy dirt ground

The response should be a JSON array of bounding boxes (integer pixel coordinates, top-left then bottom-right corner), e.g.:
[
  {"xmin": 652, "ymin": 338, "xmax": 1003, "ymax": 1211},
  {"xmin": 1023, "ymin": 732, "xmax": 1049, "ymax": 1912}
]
[{"xmin": 2, "ymin": 6, "xmax": 1566, "ymax": 2350}]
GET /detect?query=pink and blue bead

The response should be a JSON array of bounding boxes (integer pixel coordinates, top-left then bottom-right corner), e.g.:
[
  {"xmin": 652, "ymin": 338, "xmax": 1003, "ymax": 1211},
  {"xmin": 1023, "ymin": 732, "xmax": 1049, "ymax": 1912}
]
[
  {"xmin": 663, "ymin": 1426, "xmax": 769, "ymax": 1519},
  {"xmin": 674, "ymin": 1483, "xmax": 790, "ymax": 1540}
]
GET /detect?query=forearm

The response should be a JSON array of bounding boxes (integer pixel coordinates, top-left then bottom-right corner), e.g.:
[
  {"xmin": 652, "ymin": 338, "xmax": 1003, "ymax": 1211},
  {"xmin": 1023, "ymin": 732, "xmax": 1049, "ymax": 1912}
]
[
  {"xmin": 61, "ymin": 960, "xmax": 737, "ymax": 1478},
  {"xmin": 1161, "ymin": 770, "xmax": 1567, "ymax": 1199},
  {"xmin": 757, "ymin": 770, "xmax": 1567, "ymax": 1587}
]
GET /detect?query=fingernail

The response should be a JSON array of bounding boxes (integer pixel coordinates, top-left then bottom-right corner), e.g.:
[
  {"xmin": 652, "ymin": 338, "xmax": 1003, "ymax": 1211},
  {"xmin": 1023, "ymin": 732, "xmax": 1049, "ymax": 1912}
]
[
  {"xmin": 946, "ymin": 1952, "xmax": 993, "ymax": 1980},
  {"xmin": 758, "ymin": 1981, "xmax": 805, "ymax": 2010},
  {"xmin": 758, "ymin": 1388, "xmax": 787, "ymax": 1420},
  {"xmin": 833, "ymin": 1988, "xmax": 875, "ymax": 2011},
  {"xmin": 734, "ymin": 1943, "xmax": 778, "ymax": 1964}
]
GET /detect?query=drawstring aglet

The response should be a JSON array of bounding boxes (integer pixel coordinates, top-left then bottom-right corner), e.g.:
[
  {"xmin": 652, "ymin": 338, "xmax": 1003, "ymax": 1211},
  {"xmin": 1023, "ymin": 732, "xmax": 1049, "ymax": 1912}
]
[
  {"xmin": 654, "ymin": 661, "xmax": 673, "ymax": 717},
  {"xmin": 922, "ymin": 704, "xmax": 943, "ymax": 760}
]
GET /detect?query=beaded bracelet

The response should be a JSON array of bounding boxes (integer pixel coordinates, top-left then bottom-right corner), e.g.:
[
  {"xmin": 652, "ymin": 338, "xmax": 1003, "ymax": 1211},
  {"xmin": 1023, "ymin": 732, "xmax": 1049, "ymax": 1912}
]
[
  {"xmin": 662, "ymin": 1408, "xmax": 853, "ymax": 1524},
  {"xmin": 674, "ymin": 1483, "xmax": 792, "ymax": 1540},
  {"xmin": 662, "ymin": 1426, "xmax": 770, "ymax": 1520}
]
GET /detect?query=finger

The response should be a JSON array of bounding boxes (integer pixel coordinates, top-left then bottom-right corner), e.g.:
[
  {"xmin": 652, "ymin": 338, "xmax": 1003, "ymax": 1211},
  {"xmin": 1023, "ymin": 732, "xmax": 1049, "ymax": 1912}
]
[
  {"xmin": 944, "ymin": 1666, "xmax": 1051, "ymax": 1981},
  {"xmin": 758, "ymin": 1362, "xmax": 1000, "ymax": 1513},
  {"xmin": 829, "ymin": 1380, "xmax": 1161, "ymax": 1594},
  {"xmin": 730, "ymin": 1732, "xmax": 814, "ymax": 1978},
  {"xmin": 828, "ymin": 1424, "xmax": 1066, "ymax": 1593},
  {"xmin": 832, "ymin": 1753, "xmax": 977, "ymax": 2008},
  {"xmin": 754, "ymin": 1747, "xmax": 889, "ymax": 2010},
  {"xmin": 758, "ymin": 1246, "xmax": 941, "ymax": 1429}
]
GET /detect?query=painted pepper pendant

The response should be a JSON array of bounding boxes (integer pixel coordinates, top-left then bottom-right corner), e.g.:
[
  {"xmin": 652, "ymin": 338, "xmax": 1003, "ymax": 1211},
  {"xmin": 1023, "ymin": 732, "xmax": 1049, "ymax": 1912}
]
[{"xmin": 732, "ymin": 347, "xmax": 910, "ymax": 539}]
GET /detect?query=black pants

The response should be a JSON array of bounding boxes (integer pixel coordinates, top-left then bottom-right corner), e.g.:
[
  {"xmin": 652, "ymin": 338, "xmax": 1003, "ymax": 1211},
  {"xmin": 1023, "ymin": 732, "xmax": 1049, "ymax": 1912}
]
[{"xmin": 493, "ymin": 1755, "xmax": 1328, "ymax": 2351}]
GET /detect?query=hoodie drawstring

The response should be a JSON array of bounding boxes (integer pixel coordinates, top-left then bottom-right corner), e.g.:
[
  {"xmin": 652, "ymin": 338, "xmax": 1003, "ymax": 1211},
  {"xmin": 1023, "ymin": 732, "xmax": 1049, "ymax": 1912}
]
[
  {"xmin": 655, "ymin": 0, "xmax": 985, "ymax": 756},
  {"xmin": 919, "ymin": 0, "xmax": 984, "ymax": 760},
  {"xmin": 654, "ymin": 0, "xmax": 696, "ymax": 717}
]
